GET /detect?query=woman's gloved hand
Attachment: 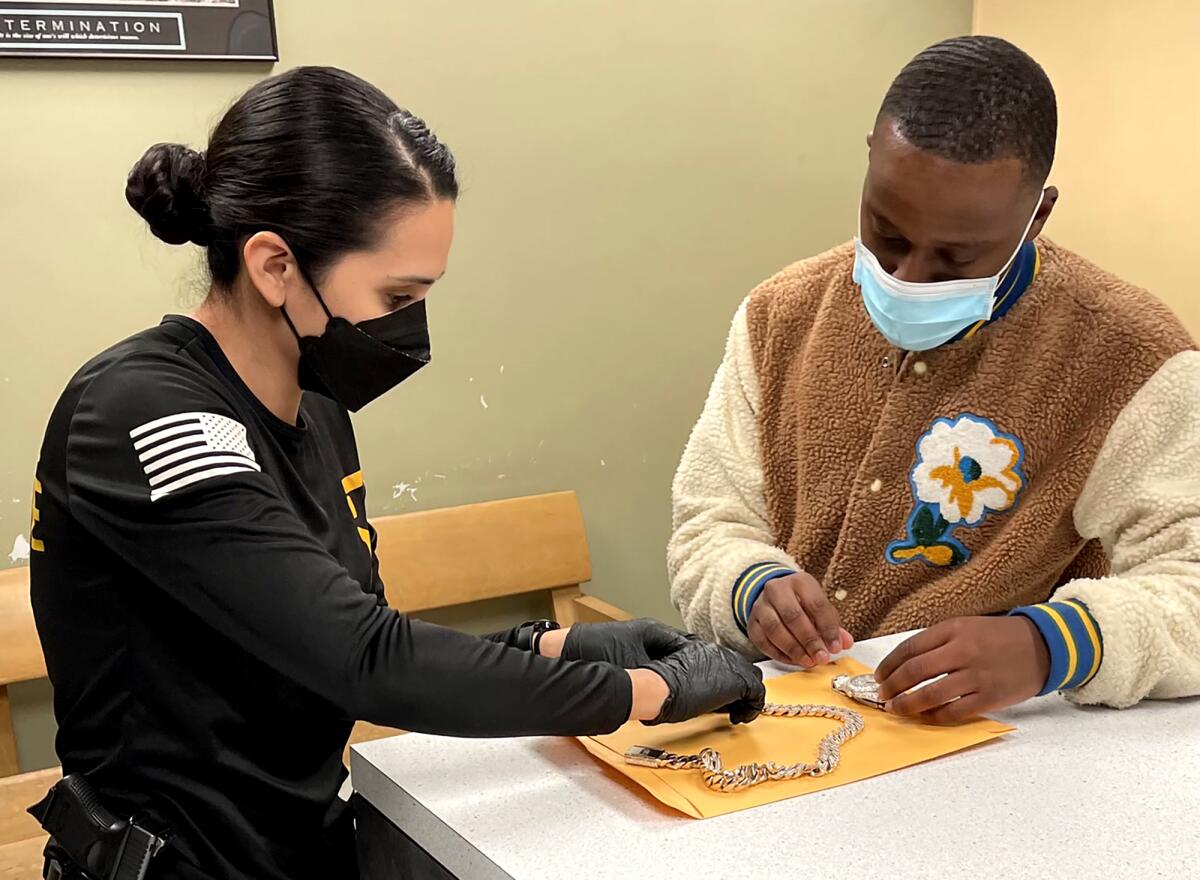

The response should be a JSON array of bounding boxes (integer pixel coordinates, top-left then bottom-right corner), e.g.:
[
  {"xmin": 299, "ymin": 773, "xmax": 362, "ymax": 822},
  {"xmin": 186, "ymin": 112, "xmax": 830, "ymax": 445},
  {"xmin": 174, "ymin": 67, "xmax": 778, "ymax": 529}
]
[
  {"xmin": 559, "ymin": 618, "xmax": 694, "ymax": 668},
  {"xmin": 642, "ymin": 640, "xmax": 766, "ymax": 726}
]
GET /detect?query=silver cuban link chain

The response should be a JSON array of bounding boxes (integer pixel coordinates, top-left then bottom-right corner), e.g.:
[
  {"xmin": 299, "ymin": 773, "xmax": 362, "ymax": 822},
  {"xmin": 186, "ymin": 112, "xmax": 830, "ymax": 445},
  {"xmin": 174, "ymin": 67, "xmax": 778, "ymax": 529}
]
[{"xmin": 623, "ymin": 702, "xmax": 865, "ymax": 793}]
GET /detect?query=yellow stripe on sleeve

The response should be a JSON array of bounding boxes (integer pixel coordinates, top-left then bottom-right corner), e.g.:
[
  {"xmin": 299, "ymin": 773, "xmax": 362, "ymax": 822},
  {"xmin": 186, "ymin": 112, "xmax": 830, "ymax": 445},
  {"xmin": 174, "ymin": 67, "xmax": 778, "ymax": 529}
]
[
  {"xmin": 1061, "ymin": 599, "xmax": 1103, "ymax": 686},
  {"xmin": 1040, "ymin": 604, "xmax": 1079, "ymax": 689},
  {"xmin": 341, "ymin": 470, "xmax": 364, "ymax": 494}
]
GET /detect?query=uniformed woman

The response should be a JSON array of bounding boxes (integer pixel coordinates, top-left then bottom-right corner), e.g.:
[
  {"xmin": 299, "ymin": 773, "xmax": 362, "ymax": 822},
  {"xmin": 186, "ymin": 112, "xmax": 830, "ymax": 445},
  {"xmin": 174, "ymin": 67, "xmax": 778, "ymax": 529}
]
[{"xmin": 29, "ymin": 66, "xmax": 764, "ymax": 880}]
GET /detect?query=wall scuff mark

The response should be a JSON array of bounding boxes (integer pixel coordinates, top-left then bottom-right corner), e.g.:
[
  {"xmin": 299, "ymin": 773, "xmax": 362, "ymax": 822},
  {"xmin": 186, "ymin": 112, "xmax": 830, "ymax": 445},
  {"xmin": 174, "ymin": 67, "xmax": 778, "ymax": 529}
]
[{"xmin": 9, "ymin": 534, "xmax": 31, "ymax": 563}]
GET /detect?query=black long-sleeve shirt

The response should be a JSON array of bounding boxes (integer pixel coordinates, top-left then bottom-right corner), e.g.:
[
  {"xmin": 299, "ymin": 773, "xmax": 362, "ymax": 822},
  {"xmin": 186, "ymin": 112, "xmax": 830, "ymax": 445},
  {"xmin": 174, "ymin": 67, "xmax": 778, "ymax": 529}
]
[{"xmin": 29, "ymin": 316, "xmax": 631, "ymax": 879}]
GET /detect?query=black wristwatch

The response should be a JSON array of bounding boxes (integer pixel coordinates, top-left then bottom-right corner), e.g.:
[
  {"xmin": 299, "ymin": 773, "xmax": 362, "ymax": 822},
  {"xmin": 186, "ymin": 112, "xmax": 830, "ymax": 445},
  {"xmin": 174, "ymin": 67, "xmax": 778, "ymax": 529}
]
[{"xmin": 515, "ymin": 619, "xmax": 561, "ymax": 654}]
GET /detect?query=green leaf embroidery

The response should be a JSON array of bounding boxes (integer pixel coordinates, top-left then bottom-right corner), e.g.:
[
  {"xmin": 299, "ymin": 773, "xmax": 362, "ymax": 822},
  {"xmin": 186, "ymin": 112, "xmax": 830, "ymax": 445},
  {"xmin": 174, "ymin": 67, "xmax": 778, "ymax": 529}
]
[{"xmin": 911, "ymin": 504, "xmax": 945, "ymax": 544}]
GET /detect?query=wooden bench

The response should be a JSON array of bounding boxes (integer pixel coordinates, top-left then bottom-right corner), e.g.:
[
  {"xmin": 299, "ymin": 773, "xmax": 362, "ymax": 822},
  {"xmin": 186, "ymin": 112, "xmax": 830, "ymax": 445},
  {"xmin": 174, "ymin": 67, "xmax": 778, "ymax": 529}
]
[{"xmin": 0, "ymin": 490, "xmax": 629, "ymax": 866}]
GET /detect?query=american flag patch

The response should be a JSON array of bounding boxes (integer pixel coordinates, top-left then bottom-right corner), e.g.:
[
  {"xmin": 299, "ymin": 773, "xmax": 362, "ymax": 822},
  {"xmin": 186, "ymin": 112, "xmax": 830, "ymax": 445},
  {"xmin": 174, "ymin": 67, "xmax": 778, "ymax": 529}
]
[{"xmin": 128, "ymin": 412, "xmax": 261, "ymax": 502}]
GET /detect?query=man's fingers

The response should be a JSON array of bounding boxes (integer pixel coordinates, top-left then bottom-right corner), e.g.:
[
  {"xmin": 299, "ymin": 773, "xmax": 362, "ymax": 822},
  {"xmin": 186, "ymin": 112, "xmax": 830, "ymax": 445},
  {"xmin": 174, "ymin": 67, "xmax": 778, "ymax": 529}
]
[
  {"xmin": 747, "ymin": 621, "xmax": 791, "ymax": 666},
  {"xmin": 794, "ymin": 575, "xmax": 843, "ymax": 651},
  {"xmin": 874, "ymin": 623, "xmax": 956, "ymax": 686},
  {"xmin": 749, "ymin": 604, "xmax": 814, "ymax": 667},
  {"xmin": 764, "ymin": 581, "xmax": 829, "ymax": 664},
  {"xmin": 920, "ymin": 692, "xmax": 986, "ymax": 725},
  {"xmin": 877, "ymin": 642, "xmax": 960, "ymax": 702},
  {"xmin": 886, "ymin": 671, "xmax": 970, "ymax": 716},
  {"xmin": 838, "ymin": 628, "xmax": 855, "ymax": 652}
]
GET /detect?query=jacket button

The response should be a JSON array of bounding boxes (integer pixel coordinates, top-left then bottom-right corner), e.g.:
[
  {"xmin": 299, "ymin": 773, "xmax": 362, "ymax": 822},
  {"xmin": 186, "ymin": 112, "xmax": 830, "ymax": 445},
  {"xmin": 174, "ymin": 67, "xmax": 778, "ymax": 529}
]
[
  {"xmin": 869, "ymin": 478, "xmax": 882, "ymax": 493},
  {"xmin": 913, "ymin": 361, "xmax": 928, "ymax": 375},
  {"xmin": 834, "ymin": 589, "xmax": 848, "ymax": 601}
]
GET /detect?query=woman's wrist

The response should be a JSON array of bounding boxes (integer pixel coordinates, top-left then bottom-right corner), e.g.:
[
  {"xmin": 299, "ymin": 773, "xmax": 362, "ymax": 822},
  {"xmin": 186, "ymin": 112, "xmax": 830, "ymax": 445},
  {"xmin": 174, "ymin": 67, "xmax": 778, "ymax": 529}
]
[
  {"xmin": 627, "ymin": 668, "xmax": 669, "ymax": 722},
  {"xmin": 537, "ymin": 627, "xmax": 568, "ymax": 658}
]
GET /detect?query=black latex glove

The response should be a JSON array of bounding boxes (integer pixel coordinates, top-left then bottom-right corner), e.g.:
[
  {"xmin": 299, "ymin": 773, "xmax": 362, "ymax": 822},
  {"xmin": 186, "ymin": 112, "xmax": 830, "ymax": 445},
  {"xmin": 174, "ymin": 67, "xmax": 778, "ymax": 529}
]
[
  {"xmin": 643, "ymin": 640, "xmax": 766, "ymax": 726},
  {"xmin": 561, "ymin": 618, "xmax": 693, "ymax": 668}
]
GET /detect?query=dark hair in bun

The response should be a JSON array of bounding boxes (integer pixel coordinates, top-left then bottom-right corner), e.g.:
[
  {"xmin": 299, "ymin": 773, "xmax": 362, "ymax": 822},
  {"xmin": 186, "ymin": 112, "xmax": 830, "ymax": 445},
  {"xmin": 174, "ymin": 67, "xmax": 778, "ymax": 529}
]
[
  {"xmin": 125, "ymin": 142, "xmax": 212, "ymax": 247},
  {"xmin": 124, "ymin": 65, "xmax": 459, "ymax": 290}
]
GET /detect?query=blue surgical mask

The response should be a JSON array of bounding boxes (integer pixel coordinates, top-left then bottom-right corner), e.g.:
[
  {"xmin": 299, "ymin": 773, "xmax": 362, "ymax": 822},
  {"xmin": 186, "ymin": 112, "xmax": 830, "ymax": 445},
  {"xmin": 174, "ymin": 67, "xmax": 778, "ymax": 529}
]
[{"xmin": 853, "ymin": 202, "xmax": 1040, "ymax": 351}]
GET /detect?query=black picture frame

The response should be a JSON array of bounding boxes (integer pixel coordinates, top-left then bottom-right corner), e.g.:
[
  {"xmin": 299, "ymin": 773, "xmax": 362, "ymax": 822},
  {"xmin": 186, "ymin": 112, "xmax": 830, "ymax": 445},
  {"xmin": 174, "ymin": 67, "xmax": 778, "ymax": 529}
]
[{"xmin": 0, "ymin": 1, "xmax": 278, "ymax": 60}]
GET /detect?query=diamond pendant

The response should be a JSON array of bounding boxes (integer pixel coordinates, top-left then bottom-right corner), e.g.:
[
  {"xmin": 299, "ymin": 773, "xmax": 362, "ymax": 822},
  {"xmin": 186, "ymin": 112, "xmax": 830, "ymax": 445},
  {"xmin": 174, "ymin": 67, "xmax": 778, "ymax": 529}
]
[{"xmin": 831, "ymin": 673, "xmax": 885, "ymax": 710}]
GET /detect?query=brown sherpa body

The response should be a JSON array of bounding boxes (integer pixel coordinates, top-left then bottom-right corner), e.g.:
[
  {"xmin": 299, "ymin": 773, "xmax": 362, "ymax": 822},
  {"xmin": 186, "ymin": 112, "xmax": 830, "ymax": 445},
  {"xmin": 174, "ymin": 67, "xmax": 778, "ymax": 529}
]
[{"xmin": 745, "ymin": 239, "xmax": 1193, "ymax": 637}]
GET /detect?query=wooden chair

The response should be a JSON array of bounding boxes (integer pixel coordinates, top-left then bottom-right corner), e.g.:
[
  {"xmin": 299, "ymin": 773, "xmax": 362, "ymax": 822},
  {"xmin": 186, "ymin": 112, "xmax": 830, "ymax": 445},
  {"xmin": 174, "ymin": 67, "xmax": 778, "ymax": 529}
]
[
  {"xmin": 0, "ymin": 766, "xmax": 60, "ymax": 877},
  {"xmin": 0, "ymin": 490, "xmax": 630, "ymax": 866},
  {"xmin": 0, "ymin": 565, "xmax": 56, "ymax": 872}
]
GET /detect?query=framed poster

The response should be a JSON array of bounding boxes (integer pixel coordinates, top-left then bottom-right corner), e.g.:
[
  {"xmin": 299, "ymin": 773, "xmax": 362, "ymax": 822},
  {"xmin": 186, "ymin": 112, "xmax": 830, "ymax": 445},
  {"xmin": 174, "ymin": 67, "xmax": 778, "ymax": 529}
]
[{"xmin": 0, "ymin": 1, "xmax": 277, "ymax": 60}]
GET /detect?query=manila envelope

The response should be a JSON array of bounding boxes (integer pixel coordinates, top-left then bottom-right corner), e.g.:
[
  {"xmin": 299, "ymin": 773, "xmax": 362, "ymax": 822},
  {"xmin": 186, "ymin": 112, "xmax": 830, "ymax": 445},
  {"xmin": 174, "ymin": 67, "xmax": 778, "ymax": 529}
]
[{"xmin": 579, "ymin": 657, "xmax": 1013, "ymax": 818}]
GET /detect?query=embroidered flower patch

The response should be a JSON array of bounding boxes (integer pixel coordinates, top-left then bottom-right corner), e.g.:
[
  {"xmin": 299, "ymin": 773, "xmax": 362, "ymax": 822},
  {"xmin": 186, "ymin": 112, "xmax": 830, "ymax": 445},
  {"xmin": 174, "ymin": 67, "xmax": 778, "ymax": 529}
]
[{"xmin": 887, "ymin": 414, "xmax": 1026, "ymax": 567}]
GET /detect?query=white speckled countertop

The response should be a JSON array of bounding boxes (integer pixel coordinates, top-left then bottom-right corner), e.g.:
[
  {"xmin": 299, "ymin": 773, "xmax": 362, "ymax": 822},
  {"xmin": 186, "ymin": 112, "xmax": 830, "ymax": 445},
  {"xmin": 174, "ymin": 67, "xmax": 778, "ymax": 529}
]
[{"xmin": 352, "ymin": 632, "xmax": 1200, "ymax": 879}]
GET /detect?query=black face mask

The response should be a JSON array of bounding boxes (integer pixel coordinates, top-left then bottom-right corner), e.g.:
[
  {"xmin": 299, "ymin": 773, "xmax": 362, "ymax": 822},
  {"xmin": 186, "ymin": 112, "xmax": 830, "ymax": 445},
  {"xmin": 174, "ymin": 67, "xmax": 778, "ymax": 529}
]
[{"xmin": 281, "ymin": 279, "xmax": 431, "ymax": 413}]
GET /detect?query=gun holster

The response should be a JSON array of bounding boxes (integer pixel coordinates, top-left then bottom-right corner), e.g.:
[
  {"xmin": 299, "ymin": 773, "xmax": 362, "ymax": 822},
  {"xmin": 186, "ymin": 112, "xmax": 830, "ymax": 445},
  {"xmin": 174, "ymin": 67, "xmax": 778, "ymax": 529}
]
[{"xmin": 28, "ymin": 774, "xmax": 166, "ymax": 880}]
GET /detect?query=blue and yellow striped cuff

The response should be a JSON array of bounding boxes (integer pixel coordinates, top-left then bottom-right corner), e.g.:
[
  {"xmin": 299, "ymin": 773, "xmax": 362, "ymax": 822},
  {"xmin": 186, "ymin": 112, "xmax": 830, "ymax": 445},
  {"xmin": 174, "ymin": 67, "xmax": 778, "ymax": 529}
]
[
  {"xmin": 1010, "ymin": 600, "xmax": 1104, "ymax": 694},
  {"xmin": 731, "ymin": 563, "xmax": 795, "ymax": 634}
]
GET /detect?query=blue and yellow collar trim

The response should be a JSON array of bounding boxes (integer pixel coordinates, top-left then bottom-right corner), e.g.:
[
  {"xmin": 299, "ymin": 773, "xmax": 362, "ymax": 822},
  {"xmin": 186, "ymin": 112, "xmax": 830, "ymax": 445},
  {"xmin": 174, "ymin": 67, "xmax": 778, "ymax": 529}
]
[{"xmin": 950, "ymin": 240, "xmax": 1041, "ymax": 344}]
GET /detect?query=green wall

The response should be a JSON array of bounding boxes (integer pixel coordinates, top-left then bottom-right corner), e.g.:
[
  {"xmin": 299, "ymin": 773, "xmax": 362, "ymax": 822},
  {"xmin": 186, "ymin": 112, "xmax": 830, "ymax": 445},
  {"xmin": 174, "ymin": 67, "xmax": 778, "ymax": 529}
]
[{"xmin": 0, "ymin": 0, "xmax": 972, "ymax": 770}]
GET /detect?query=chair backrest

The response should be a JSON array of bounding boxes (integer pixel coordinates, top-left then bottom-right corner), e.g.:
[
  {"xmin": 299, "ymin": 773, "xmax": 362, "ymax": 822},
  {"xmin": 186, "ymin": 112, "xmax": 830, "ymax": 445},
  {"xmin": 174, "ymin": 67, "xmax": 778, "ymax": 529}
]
[
  {"xmin": 0, "ymin": 567, "xmax": 47, "ymax": 778},
  {"xmin": 373, "ymin": 490, "xmax": 593, "ymax": 613},
  {"xmin": 0, "ymin": 765, "xmax": 59, "ymax": 847}
]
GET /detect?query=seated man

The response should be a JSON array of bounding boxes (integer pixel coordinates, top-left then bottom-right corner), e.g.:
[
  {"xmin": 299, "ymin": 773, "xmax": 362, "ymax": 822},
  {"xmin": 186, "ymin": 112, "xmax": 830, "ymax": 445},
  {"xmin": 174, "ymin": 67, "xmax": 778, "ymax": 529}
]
[{"xmin": 669, "ymin": 35, "xmax": 1200, "ymax": 720}]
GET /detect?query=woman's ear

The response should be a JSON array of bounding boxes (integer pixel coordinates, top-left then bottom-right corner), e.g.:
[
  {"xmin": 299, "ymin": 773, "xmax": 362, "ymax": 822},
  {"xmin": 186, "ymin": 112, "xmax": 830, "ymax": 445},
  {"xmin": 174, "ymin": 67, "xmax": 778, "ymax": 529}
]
[{"xmin": 242, "ymin": 231, "xmax": 299, "ymax": 309}]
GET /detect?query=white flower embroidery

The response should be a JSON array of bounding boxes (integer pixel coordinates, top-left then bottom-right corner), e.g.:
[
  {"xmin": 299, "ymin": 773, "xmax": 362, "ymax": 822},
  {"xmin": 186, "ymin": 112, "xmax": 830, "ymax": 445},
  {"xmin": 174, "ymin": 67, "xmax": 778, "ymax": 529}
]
[{"xmin": 911, "ymin": 415, "xmax": 1024, "ymax": 525}]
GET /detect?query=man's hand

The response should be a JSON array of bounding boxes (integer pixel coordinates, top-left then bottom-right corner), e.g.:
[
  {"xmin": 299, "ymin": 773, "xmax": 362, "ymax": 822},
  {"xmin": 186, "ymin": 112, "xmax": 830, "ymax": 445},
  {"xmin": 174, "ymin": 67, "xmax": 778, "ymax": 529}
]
[
  {"xmin": 874, "ymin": 616, "xmax": 1050, "ymax": 723},
  {"xmin": 747, "ymin": 572, "xmax": 853, "ymax": 667}
]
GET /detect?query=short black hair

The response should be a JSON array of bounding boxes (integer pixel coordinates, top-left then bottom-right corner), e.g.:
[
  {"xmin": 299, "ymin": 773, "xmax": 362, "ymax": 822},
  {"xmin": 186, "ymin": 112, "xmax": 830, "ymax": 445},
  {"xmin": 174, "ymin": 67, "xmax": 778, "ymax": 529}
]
[
  {"xmin": 125, "ymin": 66, "xmax": 458, "ymax": 289},
  {"xmin": 878, "ymin": 35, "xmax": 1057, "ymax": 183}
]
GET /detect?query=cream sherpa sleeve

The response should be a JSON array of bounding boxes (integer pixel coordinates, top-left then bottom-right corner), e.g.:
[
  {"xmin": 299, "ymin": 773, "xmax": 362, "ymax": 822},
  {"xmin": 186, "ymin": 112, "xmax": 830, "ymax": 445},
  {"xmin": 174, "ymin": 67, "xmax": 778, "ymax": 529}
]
[
  {"xmin": 668, "ymin": 300, "xmax": 799, "ymax": 657},
  {"xmin": 1055, "ymin": 350, "xmax": 1200, "ymax": 707}
]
